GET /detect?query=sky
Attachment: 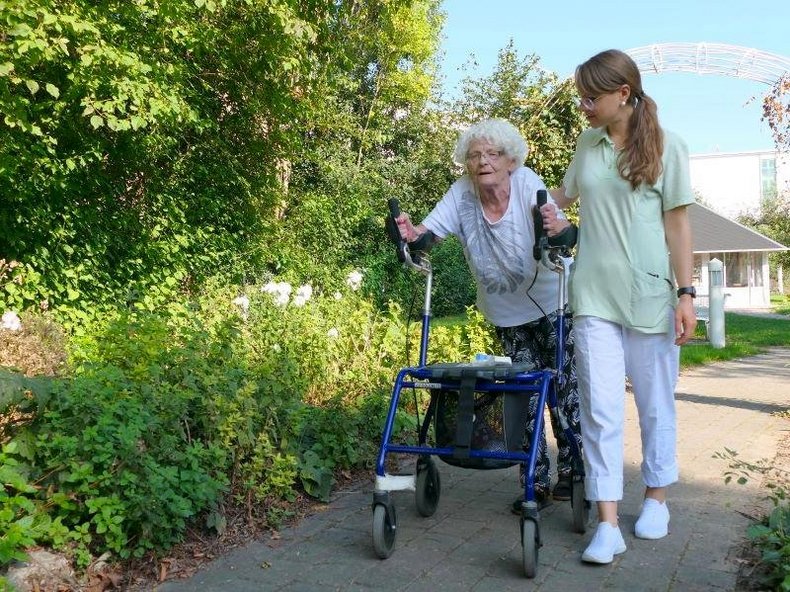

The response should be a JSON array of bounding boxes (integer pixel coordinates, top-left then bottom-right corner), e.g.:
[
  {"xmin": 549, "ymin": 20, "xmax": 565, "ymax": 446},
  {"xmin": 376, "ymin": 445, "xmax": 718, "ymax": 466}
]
[{"xmin": 437, "ymin": 0, "xmax": 790, "ymax": 155}]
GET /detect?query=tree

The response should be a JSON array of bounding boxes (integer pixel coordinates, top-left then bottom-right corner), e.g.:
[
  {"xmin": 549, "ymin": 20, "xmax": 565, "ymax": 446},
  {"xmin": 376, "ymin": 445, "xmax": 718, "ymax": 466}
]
[
  {"xmin": 0, "ymin": 0, "xmax": 332, "ymax": 312},
  {"xmin": 737, "ymin": 192, "xmax": 790, "ymax": 290},
  {"xmin": 762, "ymin": 73, "xmax": 790, "ymax": 151},
  {"xmin": 449, "ymin": 40, "xmax": 586, "ymax": 189},
  {"xmin": 0, "ymin": 0, "xmax": 448, "ymax": 314}
]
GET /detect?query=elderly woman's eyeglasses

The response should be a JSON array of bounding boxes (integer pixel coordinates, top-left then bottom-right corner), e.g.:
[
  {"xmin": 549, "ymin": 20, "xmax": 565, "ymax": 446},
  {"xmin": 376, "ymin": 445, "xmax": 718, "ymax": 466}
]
[
  {"xmin": 466, "ymin": 150, "xmax": 504, "ymax": 163},
  {"xmin": 577, "ymin": 95, "xmax": 602, "ymax": 110}
]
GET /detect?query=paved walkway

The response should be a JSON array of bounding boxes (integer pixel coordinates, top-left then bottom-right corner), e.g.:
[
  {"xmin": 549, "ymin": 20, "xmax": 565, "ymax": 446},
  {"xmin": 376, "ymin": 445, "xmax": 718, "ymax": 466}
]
[{"xmin": 156, "ymin": 347, "xmax": 790, "ymax": 592}]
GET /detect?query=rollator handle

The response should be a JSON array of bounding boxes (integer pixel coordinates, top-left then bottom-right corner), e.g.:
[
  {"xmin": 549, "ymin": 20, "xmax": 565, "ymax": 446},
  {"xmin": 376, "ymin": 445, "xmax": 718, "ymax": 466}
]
[
  {"xmin": 388, "ymin": 198, "xmax": 401, "ymax": 219},
  {"xmin": 385, "ymin": 198, "xmax": 408, "ymax": 262},
  {"xmin": 532, "ymin": 189, "xmax": 549, "ymax": 260}
]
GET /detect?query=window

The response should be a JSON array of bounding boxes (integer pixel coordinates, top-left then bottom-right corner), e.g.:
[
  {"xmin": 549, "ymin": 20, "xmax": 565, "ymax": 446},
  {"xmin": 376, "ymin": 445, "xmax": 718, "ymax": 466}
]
[
  {"xmin": 692, "ymin": 255, "xmax": 703, "ymax": 287},
  {"xmin": 760, "ymin": 158, "xmax": 777, "ymax": 201},
  {"xmin": 750, "ymin": 253, "xmax": 764, "ymax": 287},
  {"xmin": 725, "ymin": 253, "xmax": 748, "ymax": 287}
]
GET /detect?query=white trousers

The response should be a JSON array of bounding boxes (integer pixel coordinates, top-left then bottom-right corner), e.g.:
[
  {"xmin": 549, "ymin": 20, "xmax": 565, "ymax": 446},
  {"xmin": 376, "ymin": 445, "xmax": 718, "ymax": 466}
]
[{"xmin": 574, "ymin": 313, "xmax": 680, "ymax": 501}]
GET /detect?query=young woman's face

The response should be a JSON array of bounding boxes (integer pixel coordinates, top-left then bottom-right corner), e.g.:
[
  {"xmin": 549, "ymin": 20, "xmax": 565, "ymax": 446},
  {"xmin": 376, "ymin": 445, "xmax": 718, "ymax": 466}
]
[
  {"xmin": 464, "ymin": 139, "xmax": 516, "ymax": 191},
  {"xmin": 576, "ymin": 85, "xmax": 630, "ymax": 129}
]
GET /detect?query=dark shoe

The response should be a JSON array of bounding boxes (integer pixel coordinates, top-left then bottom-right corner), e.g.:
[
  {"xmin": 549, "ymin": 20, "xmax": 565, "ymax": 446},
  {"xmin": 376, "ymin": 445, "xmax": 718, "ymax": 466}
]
[
  {"xmin": 552, "ymin": 478, "xmax": 572, "ymax": 501},
  {"xmin": 511, "ymin": 491, "xmax": 552, "ymax": 515}
]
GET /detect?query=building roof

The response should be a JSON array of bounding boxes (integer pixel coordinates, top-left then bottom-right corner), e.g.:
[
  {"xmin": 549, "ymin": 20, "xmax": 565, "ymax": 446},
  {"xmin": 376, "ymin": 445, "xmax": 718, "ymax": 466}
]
[{"xmin": 689, "ymin": 202, "xmax": 788, "ymax": 253}]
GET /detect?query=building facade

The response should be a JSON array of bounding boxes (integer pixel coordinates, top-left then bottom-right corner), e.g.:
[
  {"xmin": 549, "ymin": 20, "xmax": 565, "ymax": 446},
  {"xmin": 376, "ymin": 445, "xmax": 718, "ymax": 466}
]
[
  {"xmin": 686, "ymin": 149, "xmax": 789, "ymax": 308},
  {"xmin": 688, "ymin": 149, "xmax": 790, "ymax": 219},
  {"xmin": 689, "ymin": 203, "xmax": 786, "ymax": 309}
]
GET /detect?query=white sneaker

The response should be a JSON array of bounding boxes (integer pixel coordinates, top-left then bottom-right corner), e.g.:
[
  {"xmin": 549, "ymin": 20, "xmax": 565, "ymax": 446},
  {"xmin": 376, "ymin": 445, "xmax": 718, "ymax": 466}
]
[
  {"xmin": 634, "ymin": 498, "xmax": 670, "ymax": 539},
  {"xmin": 581, "ymin": 522, "xmax": 627, "ymax": 564}
]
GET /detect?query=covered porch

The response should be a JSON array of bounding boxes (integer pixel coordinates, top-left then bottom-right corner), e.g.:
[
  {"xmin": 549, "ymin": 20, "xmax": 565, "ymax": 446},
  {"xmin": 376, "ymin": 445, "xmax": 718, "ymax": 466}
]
[{"xmin": 688, "ymin": 203, "xmax": 787, "ymax": 310}]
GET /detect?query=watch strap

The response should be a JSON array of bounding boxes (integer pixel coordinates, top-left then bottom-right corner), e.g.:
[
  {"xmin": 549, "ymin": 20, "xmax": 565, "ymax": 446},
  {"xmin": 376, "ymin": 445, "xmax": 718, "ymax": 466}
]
[{"xmin": 676, "ymin": 286, "xmax": 696, "ymax": 298}]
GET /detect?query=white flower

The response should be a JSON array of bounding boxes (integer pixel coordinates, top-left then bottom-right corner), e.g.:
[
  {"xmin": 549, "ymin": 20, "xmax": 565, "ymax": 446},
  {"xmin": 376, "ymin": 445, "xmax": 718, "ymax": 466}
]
[
  {"xmin": 327, "ymin": 327, "xmax": 339, "ymax": 339},
  {"xmin": 292, "ymin": 284, "xmax": 313, "ymax": 307},
  {"xmin": 272, "ymin": 343, "xmax": 281, "ymax": 353},
  {"xmin": 1, "ymin": 311, "xmax": 22, "ymax": 332},
  {"xmin": 262, "ymin": 281, "xmax": 291, "ymax": 307},
  {"xmin": 232, "ymin": 294, "xmax": 250, "ymax": 312},
  {"xmin": 346, "ymin": 270, "xmax": 363, "ymax": 291},
  {"xmin": 333, "ymin": 291, "xmax": 342, "ymax": 300}
]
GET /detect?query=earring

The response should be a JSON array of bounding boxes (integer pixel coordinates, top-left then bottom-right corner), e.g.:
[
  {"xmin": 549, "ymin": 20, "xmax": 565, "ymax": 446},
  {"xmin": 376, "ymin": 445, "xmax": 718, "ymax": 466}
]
[{"xmin": 620, "ymin": 101, "xmax": 626, "ymax": 107}]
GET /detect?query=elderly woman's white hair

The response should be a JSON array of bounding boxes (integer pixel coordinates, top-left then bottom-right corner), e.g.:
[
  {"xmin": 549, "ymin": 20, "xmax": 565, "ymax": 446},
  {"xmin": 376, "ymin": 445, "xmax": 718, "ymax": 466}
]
[{"xmin": 452, "ymin": 118, "xmax": 529, "ymax": 167}]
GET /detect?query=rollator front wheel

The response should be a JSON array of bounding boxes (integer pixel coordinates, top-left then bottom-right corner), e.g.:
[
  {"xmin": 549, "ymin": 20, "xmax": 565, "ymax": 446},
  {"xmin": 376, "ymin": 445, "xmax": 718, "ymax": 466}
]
[
  {"xmin": 521, "ymin": 517, "xmax": 539, "ymax": 578},
  {"xmin": 372, "ymin": 503, "xmax": 397, "ymax": 559},
  {"xmin": 571, "ymin": 479, "xmax": 589, "ymax": 534},
  {"xmin": 415, "ymin": 456, "xmax": 441, "ymax": 517}
]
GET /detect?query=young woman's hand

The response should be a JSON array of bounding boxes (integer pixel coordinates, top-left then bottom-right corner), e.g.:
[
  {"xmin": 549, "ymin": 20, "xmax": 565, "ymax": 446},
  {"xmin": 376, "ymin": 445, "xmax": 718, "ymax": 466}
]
[{"xmin": 674, "ymin": 296, "xmax": 697, "ymax": 345}]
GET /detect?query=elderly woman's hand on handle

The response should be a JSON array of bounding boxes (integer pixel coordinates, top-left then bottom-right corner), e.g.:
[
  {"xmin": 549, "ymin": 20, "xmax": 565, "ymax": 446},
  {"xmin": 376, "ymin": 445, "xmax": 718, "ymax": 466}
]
[
  {"xmin": 539, "ymin": 202, "xmax": 571, "ymax": 237},
  {"xmin": 395, "ymin": 212, "xmax": 428, "ymax": 243}
]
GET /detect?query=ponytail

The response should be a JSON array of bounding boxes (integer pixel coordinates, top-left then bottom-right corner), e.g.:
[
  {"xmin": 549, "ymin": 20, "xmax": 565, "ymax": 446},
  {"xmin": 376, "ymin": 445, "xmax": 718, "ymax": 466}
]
[{"xmin": 620, "ymin": 93, "xmax": 663, "ymax": 189}]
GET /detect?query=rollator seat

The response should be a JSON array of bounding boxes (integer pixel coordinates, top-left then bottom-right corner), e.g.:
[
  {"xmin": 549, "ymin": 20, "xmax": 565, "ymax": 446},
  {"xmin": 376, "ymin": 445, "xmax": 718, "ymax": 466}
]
[
  {"xmin": 420, "ymin": 361, "xmax": 538, "ymax": 381},
  {"xmin": 421, "ymin": 362, "xmax": 543, "ymax": 470}
]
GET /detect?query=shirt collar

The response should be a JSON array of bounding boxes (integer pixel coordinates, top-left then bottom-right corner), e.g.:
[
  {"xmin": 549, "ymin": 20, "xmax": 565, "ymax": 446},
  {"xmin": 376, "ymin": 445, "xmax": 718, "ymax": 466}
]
[{"xmin": 588, "ymin": 126, "xmax": 616, "ymax": 148}]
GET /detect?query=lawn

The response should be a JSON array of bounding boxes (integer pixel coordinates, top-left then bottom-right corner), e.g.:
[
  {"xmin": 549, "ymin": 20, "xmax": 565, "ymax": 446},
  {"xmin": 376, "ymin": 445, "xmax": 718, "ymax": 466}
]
[
  {"xmin": 771, "ymin": 293, "xmax": 790, "ymax": 315},
  {"xmin": 681, "ymin": 311, "xmax": 790, "ymax": 368}
]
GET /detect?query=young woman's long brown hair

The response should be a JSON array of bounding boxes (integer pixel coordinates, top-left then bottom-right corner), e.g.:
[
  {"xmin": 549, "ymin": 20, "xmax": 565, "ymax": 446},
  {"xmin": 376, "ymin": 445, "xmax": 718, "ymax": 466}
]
[{"xmin": 575, "ymin": 49, "xmax": 663, "ymax": 189}]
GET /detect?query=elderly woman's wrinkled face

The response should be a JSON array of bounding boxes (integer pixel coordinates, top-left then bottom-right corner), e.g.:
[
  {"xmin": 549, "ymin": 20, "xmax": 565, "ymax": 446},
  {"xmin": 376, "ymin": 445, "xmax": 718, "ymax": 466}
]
[{"xmin": 465, "ymin": 139, "xmax": 515, "ymax": 191}]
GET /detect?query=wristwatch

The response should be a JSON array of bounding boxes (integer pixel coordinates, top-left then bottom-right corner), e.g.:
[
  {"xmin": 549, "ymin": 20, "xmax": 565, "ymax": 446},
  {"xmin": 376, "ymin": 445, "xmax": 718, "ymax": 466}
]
[{"xmin": 676, "ymin": 286, "xmax": 696, "ymax": 298}]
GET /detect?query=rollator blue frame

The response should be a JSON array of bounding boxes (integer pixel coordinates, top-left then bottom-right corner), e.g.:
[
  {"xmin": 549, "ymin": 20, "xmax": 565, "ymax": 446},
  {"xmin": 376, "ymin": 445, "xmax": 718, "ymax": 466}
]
[{"xmin": 372, "ymin": 196, "xmax": 588, "ymax": 578}]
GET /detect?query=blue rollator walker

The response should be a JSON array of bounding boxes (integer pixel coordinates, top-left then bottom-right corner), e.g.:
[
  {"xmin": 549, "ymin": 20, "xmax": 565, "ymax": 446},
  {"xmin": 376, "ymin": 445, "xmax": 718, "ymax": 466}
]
[{"xmin": 372, "ymin": 193, "xmax": 589, "ymax": 578}]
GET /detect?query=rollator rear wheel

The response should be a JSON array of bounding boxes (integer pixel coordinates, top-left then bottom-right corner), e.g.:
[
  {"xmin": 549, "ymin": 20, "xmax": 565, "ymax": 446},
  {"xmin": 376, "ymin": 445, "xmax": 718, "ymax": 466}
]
[
  {"xmin": 571, "ymin": 479, "xmax": 589, "ymax": 534},
  {"xmin": 372, "ymin": 503, "xmax": 397, "ymax": 559},
  {"xmin": 521, "ymin": 518, "xmax": 538, "ymax": 578},
  {"xmin": 415, "ymin": 457, "xmax": 441, "ymax": 517}
]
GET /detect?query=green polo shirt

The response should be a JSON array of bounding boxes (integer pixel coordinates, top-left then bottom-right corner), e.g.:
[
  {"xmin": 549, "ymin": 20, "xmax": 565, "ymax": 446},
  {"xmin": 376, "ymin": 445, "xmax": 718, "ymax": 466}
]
[{"xmin": 563, "ymin": 127, "xmax": 695, "ymax": 333}]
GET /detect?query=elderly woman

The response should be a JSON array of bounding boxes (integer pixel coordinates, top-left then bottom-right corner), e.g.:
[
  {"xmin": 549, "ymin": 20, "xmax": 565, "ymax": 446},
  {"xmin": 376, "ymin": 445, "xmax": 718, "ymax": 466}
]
[{"xmin": 395, "ymin": 118, "xmax": 583, "ymax": 510}]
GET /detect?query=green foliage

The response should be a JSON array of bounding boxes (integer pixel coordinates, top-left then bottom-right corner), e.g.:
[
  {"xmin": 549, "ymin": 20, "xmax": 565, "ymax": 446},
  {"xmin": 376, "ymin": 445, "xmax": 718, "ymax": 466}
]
[
  {"xmin": 715, "ymin": 447, "xmax": 790, "ymax": 591},
  {"xmin": 1, "ymin": 272, "xmax": 503, "ymax": 569},
  {"xmin": 290, "ymin": 399, "xmax": 385, "ymax": 501},
  {"xmin": 738, "ymin": 193, "xmax": 790, "ymax": 271},
  {"xmin": 0, "ymin": 441, "xmax": 50, "ymax": 566},
  {"xmin": 425, "ymin": 306, "xmax": 497, "ymax": 364},
  {"xmin": 2, "ymin": 0, "xmax": 448, "ymax": 319},
  {"xmin": 429, "ymin": 238, "xmax": 476, "ymax": 317},
  {"xmin": 29, "ymin": 364, "xmax": 229, "ymax": 562},
  {"xmin": 772, "ymin": 295, "xmax": 790, "ymax": 316}
]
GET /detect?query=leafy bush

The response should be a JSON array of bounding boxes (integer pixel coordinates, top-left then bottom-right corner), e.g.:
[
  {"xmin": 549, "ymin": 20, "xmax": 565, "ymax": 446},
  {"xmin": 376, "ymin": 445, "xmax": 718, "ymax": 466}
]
[
  {"xmin": 716, "ymin": 447, "xmax": 790, "ymax": 590},
  {"xmin": 430, "ymin": 238, "xmax": 476, "ymax": 318},
  {"xmin": 0, "ymin": 268, "xmax": 499, "ymax": 572},
  {"xmin": 0, "ymin": 442, "xmax": 52, "ymax": 566},
  {"xmin": 29, "ymin": 366, "xmax": 229, "ymax": 563}
]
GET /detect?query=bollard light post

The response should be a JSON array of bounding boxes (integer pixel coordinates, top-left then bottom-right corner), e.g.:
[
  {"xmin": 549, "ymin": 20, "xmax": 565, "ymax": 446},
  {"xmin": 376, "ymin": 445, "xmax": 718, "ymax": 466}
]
[{"xmin": 708, "ymin": 258, "xmax": 725, "ymax": 348}]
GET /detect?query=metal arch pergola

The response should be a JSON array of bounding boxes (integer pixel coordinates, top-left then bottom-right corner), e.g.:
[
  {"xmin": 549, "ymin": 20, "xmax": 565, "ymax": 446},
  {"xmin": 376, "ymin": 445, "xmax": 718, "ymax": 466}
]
[{"xmin": 626, "ymin": 43, "xmax": 790, "ymax": 85}]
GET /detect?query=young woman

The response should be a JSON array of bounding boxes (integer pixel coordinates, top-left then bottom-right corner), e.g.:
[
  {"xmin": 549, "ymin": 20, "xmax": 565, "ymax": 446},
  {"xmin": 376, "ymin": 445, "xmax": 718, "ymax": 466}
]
[{"xmin": 543, "ymin": 50, "xmax": 697, "ymax": 564}]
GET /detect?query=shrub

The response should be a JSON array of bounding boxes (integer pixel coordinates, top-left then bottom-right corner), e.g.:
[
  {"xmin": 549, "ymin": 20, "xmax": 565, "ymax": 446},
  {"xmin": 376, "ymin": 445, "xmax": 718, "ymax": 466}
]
[
  {"xmin": 0, "ymin": 271, "xmax": 498, "ymax": 570},
  {"xmin": 29, "ymin": 367, "xmax": 229, "ymax": 564},
  {"xmin": 0, "ymin": 442, "xmax": 52, "ymax": 567},
  {"xmin": 716, "ymin": 447, "xmax": 790, "ymax": 590}
]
